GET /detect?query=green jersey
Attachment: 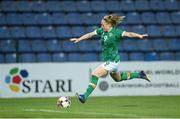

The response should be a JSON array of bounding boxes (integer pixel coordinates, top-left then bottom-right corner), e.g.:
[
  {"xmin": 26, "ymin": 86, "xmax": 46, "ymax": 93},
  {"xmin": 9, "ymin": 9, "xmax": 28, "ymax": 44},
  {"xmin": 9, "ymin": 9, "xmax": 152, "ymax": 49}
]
[{"xmin": 96, "ymin": 27, "xmax": 124, "ymax": 62}]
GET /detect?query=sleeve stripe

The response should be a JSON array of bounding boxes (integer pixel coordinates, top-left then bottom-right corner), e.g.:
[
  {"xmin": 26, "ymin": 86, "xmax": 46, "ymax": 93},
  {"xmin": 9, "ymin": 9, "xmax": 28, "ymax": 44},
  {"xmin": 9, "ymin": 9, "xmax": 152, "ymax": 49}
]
[{"xmin": 122, "ymin": 31, "xmax": 126, "ymax": 37}]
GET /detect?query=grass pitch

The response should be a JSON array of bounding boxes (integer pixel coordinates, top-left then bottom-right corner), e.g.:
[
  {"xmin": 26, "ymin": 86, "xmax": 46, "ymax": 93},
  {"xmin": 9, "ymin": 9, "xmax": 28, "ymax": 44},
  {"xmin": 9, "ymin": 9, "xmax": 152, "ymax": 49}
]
[{"xmin": 0, "ymin": 96, "xmax": 180, "ymax": 118}]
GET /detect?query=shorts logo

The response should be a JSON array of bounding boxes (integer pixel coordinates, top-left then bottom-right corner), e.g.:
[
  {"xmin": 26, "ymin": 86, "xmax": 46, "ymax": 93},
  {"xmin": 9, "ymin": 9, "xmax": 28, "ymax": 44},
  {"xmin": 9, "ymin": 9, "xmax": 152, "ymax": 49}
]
[{"xmin": 5, "ymin": 67, "xmax": 29, "ymax": 92}]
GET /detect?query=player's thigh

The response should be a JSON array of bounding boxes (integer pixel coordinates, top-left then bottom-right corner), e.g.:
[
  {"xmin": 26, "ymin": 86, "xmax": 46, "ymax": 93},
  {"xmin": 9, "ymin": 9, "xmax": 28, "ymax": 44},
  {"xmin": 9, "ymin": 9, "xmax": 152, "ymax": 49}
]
[
  {"xmin": 110, "ymin": 72, "xmax": 121, "ymax": 82},
  {"xmin": 92, "ymin": 65, "xmax": 108, "ymax": 78}
]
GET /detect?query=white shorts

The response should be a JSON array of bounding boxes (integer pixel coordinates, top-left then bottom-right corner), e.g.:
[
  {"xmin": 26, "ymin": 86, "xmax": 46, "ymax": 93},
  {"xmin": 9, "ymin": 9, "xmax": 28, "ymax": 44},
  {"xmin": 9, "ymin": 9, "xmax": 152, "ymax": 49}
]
[{"xmin": 101, "ymin": 61, "xmax": 120, "ymax": 73}]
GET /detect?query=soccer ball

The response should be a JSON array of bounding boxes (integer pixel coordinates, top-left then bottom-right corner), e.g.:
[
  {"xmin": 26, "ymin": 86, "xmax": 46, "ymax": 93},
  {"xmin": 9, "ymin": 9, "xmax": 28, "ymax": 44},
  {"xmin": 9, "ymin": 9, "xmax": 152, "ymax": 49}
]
[{"xmin": 57, "ymin": 96, "xmax": 71, "ymax": 108}]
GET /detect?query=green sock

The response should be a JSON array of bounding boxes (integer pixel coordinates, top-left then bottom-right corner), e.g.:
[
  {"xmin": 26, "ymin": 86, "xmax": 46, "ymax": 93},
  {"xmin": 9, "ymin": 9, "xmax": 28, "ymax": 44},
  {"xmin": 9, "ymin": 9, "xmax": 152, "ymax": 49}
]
[
  {"xmin": 121, "ymin": 72, "xmax": 140, "ymax": 81},
  {"xmin": 84, "ymin": 75, "xmax": 99, "ymax": 98}
]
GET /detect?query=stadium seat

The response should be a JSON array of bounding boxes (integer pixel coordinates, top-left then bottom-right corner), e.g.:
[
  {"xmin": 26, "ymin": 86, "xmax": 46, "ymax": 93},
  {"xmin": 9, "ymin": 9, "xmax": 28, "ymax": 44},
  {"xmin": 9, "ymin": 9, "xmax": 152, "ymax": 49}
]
[
  {"xmin": 56, "ymin": 26, "xmax": 72, "ymax": 38},
  {"xmin": 5, "ymin": 53, "xmax": 17, "ymax": 63},
  {"xmin": 105, "ymin": 1, "xmax": 120, "ymax": 12},
  {"xmin": 82, "ymin": 13, "xmax": 98, "ymax": 25},
  {"xmin": 161, "ymin": 25, "xmax": 177, "ymax": 37},
  {"xmin": 145, "ymin": 52, "xmax": 159, "ymax": 61},
  {"xmin": 46, "ymin": 40, "xmax": 62, "ymax": 52},
  {"xmin": 45, "ymin": 1, "xmax": 63, "ymax": 12},
  {"xmin": 31, "ymin": 40, "xmax": 47, "ymax": 52},
  {"xmin": 175, "ymin": 26, "xmax": 180, "ymax": 36},
  {"xmin": 62, "ymin": 40, "xmax": 79, "ymax": 52},
  {"xmin": 147, "ymin": 25, "xmax": 162, "ymax": 37},
  {"xmin": 78, "ymin": 41, "xmax": 93, "ymax": 52},
  {"xmin": 137, "ymin": 39, "xmax": 153, "ymax": 52},
  {"xmin": 91, "ymin": 40, "xmax": 102, "ymax": 52},
  {"xmin": 6, "ymin": 13, "xmax": 22, "ymax": 25},
  {"xmin": 36, "ymin": 13, "xmax": 53, "ymax": 25},
  {"xmin": 52, "ymin": 13, "xmax": 68, "ymax": 25},
  {"xmin": 126, "ymin": 12, "xmax": 141, "ymax": 24},
  {"xmin": 90, "ymin": 1, "xmax": 107, "ymax": 12},
  {"xmin": 120, "ymin": 52, "xmax": 129, "ymax": 61},
  {"xmin": 122, "ymin": 39, "xmax": 138, "ymax": 52},
  {"xmin": 171, "ymin": 12, "xmax": 180, "ymax": 24},
  {"xmin": 26, "ymin": 27, "xmax": 41, "ymax": 38},
  {"xmin": 152, "ymin": 39, "xmax": 169, "ymax": 51},
  {"xmin": 21, "ymin": 13, "xmax": 37, "ymax": 25},
  {"xmin": 164, "ymin": 0, "xmax": 179, "ymax": 11},
  {"xmin": 141, "ymin": 12, "xmax": 157, "ymax": 24},
  {"xmin": 156, "ymin": 12, "xmax": 171, "ymax": 24},
  {"xmin": 52, "ymin": 53, "xmax": 67, "ymax": 62},
  {"xmin": 31, "ymin": 1, "xmax": 46, "ymax": 12},
  {"xmin": 82, "ymin": 53, "xmax": 97, "ymax": 61},
  {"xmin": 120, "ymin": 0, "xmax": 135, "ymax": 12},
  {"xmin": 37, "ymin": 53, "xmax": 51, "ymax": 62},
  {"xmin": 66, "ymin": 13, "xmax": 83, "ymax": 25},
  {"xmin": 1, "ymin": 1, "xmax": 17, "ymax": 12},
  {"xmin": 129, "ymin": 52, "xmax": 144, "ymax": 61},
  {"xmin": 18, "ymin": 40, "xmax": 32, "ymax": 52},
  {"xmin": 16, "ymin": 1, "xmax": 32, "ymax": 12},
  {"xmin": 76, "ymin": 1, "xmax": 91, "ymax": 12},
  {"xmin": 0, "ymin": 54, "xmax": 4, "ymax": 63},
  {"xmin": 0, "ymin": 27, "xmax": 11, "ymax": 38},
  {"xmin": 61, "ymin": 1, "xmax": 77, "ymax": 12},
  {"xmin": 149, "ymin": 0, "xmax": 165, "ymax": 11},
  {"xmin": 20, "ymin": 53, "xmax": 36, "ymax": 63},
  {"xmin": 68, "ymin": 53, "xmax": 82, "ymax": 62},
  {"xmin": 71, "ymin": 26, "xmax": 86, "ymax": 37},
  {"xmin": 175, "ymin": 52, "xmax": 180, "ymax": 60},
  {"xmin": 41, "ymin": 26, "xmax": 56, "ymax": 38},
  {"xmin": 0, "ymin": 40, "xmax": 16, "ymax": 53},
  {"xmin": 0, "ymin": 13, "xmax": 7, "ymax": 25},
  {"xmin": 168, "ymin": 39, "xmax": 180, "ymax": 51},
  {"xmin": 131, "ymin": 25, "xmax": 146, "ymax": 34},
  {"xmin": 10, "ymin": 27, "xmax": 26, "ymax": 38},
  {"xmin": 160, "ymin": 52, "xmax": 175, "ymax": 60},
  {"xmin": 134, "ymin": 0, "xmax": 150, "ymax": 11}
]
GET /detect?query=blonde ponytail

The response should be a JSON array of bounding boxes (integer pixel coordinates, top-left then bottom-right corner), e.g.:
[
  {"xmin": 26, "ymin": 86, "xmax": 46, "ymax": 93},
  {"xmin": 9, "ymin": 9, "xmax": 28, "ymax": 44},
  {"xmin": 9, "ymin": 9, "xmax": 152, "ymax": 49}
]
[{"xmin": 103, "ymin": 14, "xmax": 125, "ymax": 27}]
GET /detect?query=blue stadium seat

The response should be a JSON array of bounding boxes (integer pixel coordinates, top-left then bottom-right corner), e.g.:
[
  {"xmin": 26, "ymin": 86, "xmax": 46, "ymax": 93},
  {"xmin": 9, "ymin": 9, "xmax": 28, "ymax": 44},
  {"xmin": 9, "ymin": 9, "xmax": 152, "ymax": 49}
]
[
  {"xmin": 152, "ymin": 39, "xmax": 169, "ymax": 51},
  {"xmin": 145, "ymin": 52, "xmax": 159, "ymax": 61},
  {"xmin": 76, "ymin": 1, "xmax": 91, "ymax": 12},
  {"xmin": 149, "ymin": 0, "xmax": 165, "ymax": 11},
  {"xmin": 16, "ymin": 1, "xmax": 32, "ymax": 12},
  {"xmin": 41, "ymin": 26, "xmax": 56, "ymax": 38},
  {"xmin": 156, "ymin": 12, "xmax": 171, "ymax": 24},
  {"xmin": 82, "ymin": 53, "xmax": 97, "ymax": 61},
  {"xmin": 131, "ymin": 25, "xmax": 146, "ymax": 34},
  {"xmin": 56, "ymin": 26, "xmax": 72, "ymax": 38},
  {"xmin": 10, "ymin": 27, "xmax": 26, "ymax": 38},
  {"xmin": 52, "ymin": 13, "xmax": 67, "ymax": 25},
  {"xmin": 6, "ymin": 13, "xmax": 22, "ymax": 25},
  {"xmin": 119, "ymin": 25, "xmax": 130, "ymax": 31},
  {"xmin": 90, "ymin": 1, "xmax": 106, "ymax": 12},
  {"xmin": 1, "ymin": 1, "xmax": 17, "ymax": 12},
  {"xmin": 160, "ymin": 52, "xmax": 175, "ymax": 60},
  {"xmin": 105, "ymin": 1, "xmax": 120, "ymax": 11},
  {"xmin": 36, "ymin": 13, "xmax": 53, "ymax": 25},
  {"xmin": 122, "ymin": 39, "xmax": 138, "ymax": 52},
  {"xmin": 120, "ymin": 0, "xmax": 135, "ymax": 12},
  {"xmin": 126, "ymin": 12, "xmax": 141, "ymax": 24},
  {"xmin": 134, "ymin": 0, "xmax": 150, "ymax": 11},
  {"xmin": 0, "ymin": 27, "xmax": 11, "ymax": 38},
  {"xmin": 52, "ymin": 53, "xmax": 67, "ymax": 62},
  {"xmin": 68, "ymin": 53, "xmax": 82, "ymax": 62},
  {"xmin": 46, "ymin": 40, "xmax": 62, "ymax": 52},
  {"xmin": 175, "ymin": 52, "xmax": 180, "ymax": 60},
  {"xmin": 147, "ymin": 25, "xmax": 162, "ymax": 37},
  {"xmin": 91, "ymin": 40, "xmax": 102, "ymax": 52},
  {"xmin": 82, "ymin": 13, "xmax": 98, "ymax": 25},
  {"xmin": 5, "ymin": 53, "xmax": 17, "ymax": 63},
  {"xmin": 78, "ymin": 41, "xmax": 93, "ymax": 52},
  {"xmin": 20, "ymin": 53, "xmax": 36, "ymax": 63},
  {"xmin": 31, "ymin": 1, "xmax": 46, "ymax": 12},
  {"xmin": 129, "ymin": 52, "xmax": 144, "ymax": 61},
  {"xmin": 0, "ymin": 40, "xmax": 16, "ymax": 53},
  {"xmin": 71, "ymin": 26, "xmax": 86, "ymax": 37},
  {"xmin": 168, "ymin": 39, "xmax": 180, "ymax": 51},
  {"xmin": 66, "ymin": 13, "xmax": 82, "ymax": 25},
  {"xmin": 62, "ymin": 1, "xmax": 77, "ymax": 12},
  {"xmin": 45, "ymin": 1, "xmax": 63, "ymax": 12},
  {"xmin": 161, "ymin": 25, "xmax": 177, "ymax": 37},
  {"xmin": 18, "ymin": 40, "xmax": 32, "ymax": 52},
  {"xmin": 164, "ymin": 0, "xmax": 179, "ymax": 11},
  {"xmin": 0, "ymin": 13, "xmax": 7, "ymax": 25},
  {"xmin": 120, "ymin": 52, "xmax": 129, "ymax": 61},
  {"xmin": 37, "ymin": 53, "xmax": 51, "ymax": 62},
  {"xmin": 175, "ymin": 26, "xmax": 180, "ymax": 36},
  {"xmin": 141, "ymin": 12, "xmax": 157, "ymax": 24},
  {"xmin": 62, "ymin": 41, "xmax": 79, "ymax": 52},
  {"xmin": 26, "ymin": 27, "xmax": 41, "ymax": 38},
  {"xmin": 0, "ymin": 54, "xmax": 4, "ymax": 63},
  {"xmin": 21, "ymin": 13, "xmax": 37, "ymax": 25},
  {"xmin": 31, "ymin": 40, "xmax": 47, "ymax": 52},
  {"xmin": 137, "ymin": 39, "xmax": 153, "ymax": 51},
  {"xmin": 171, "ymin": 12, "xmax": 180, "ymax": 24}
]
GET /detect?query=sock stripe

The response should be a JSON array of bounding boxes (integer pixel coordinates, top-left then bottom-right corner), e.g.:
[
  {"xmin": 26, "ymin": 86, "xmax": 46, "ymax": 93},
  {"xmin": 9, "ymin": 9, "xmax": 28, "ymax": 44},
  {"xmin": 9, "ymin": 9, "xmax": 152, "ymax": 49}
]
[{"xmin": 89, "ymin": 83, "xmax": 96, "ymax": 89}]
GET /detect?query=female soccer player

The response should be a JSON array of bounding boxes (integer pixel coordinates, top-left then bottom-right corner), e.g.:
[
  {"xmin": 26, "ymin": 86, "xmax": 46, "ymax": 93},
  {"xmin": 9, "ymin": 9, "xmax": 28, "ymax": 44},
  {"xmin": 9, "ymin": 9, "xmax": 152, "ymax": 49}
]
[{"xmin": 70, "ymin": 14, "xmax": 150, "ymax": 103}]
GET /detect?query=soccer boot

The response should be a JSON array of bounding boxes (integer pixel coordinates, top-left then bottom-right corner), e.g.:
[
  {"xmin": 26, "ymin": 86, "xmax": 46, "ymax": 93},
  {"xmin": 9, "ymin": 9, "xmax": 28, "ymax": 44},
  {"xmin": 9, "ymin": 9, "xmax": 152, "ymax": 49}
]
[
  {"xmin": 76, "ymin": 93, "xmax": 86, "ymax": 103},
  {"xmin": 139, "ymin": 71, "xmax": 151, "ymax": 82}
]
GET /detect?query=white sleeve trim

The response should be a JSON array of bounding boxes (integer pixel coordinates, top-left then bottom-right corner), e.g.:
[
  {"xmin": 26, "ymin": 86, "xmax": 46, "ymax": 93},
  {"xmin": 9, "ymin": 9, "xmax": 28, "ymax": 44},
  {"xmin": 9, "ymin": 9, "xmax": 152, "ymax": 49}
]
[
  {"xmin": 94, "ymin": 30, "xmax": 97, "ymax": 35},
  {"xmin": 122, "ymin": 31, "xmax": 126, "ymax": 37}
]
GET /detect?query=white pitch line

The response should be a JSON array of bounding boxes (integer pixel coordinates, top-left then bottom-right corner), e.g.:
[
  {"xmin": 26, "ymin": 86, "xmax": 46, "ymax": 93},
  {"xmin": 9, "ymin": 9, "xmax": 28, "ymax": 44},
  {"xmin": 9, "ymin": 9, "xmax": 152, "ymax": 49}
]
[{"xmin": 24, "ymin": 109, "xmax": 139, "ymax": 118}]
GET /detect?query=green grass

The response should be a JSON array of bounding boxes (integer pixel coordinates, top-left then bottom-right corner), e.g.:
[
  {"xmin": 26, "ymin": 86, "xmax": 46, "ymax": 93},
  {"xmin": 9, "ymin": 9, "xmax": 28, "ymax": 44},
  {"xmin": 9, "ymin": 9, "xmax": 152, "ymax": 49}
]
[{"xmin": 0, "ymin": 96, "xmax": 180, "ymax": 118}]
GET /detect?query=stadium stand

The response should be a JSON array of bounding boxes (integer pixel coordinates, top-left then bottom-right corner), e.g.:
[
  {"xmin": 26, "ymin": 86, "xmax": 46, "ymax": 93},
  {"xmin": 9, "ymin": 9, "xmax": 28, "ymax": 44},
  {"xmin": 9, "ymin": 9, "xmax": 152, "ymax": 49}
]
[{"xmin": 0, "ymin": 0, "xmax": 179, "ymax": 63}]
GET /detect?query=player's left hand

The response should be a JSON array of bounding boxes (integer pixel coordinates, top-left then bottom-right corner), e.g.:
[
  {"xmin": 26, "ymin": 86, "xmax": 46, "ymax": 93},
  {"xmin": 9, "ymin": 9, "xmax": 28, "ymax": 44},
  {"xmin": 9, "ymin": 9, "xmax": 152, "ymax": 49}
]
[{"xmin": 140, "ymin": 34, "xmax": 148, "ymax": 39}]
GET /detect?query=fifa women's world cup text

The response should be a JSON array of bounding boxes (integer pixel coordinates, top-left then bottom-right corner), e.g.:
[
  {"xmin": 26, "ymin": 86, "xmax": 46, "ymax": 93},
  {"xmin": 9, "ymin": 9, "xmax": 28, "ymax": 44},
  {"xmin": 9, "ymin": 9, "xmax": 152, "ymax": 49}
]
[{"xmin": 70, "ymin": 14, "xmax": 150, "ymax": 103}]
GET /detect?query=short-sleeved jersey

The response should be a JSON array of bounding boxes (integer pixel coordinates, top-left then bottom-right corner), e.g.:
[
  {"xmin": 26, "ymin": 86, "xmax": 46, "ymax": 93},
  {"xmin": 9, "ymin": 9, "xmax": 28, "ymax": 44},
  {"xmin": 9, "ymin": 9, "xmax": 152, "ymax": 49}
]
[{"xmin": 95, "ymin": 27, "xmax": 124, "ymax": 62}]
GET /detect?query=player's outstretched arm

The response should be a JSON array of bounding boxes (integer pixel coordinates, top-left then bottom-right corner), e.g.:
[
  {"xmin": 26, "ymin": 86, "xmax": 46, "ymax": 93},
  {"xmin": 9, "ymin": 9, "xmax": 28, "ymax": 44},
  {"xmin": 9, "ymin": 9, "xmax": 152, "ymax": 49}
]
[
  {"xmin": 70, "ymin": 31, "xmax": 96, "ymax": 43},
  {"xmin": 123, "ymin": 31, "xmax": 148, "ymax": 39}
]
